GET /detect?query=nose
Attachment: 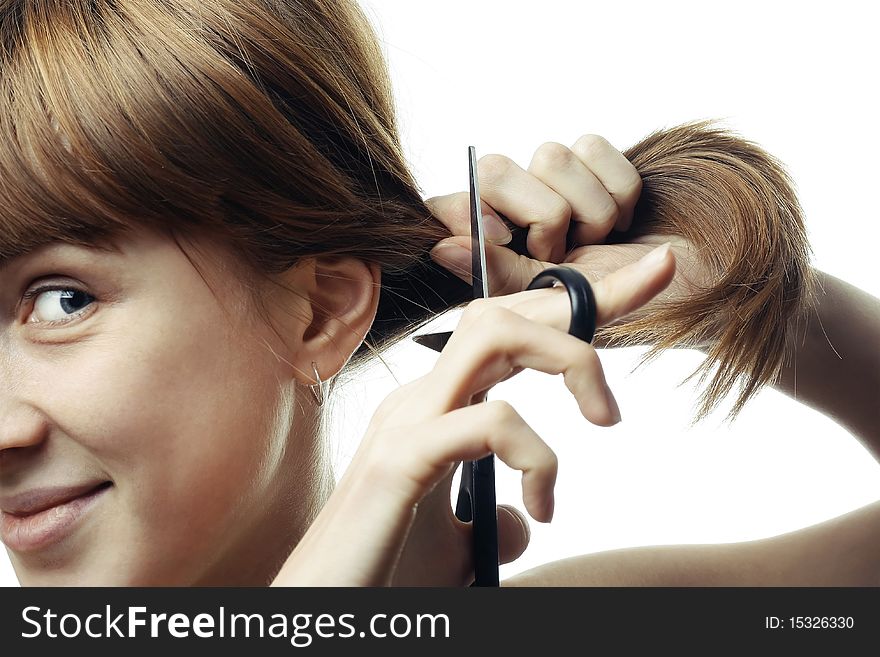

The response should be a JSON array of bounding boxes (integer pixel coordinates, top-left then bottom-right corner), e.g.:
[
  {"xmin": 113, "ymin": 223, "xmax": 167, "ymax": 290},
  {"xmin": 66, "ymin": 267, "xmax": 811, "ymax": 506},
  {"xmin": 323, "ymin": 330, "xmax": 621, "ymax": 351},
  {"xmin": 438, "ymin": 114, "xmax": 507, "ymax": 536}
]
[
  {"xmin": 0, "ymin": 348, "xmax": 50, "ymax": 458},
  {"xmin": 0, "ymin": 404, "xmax": 49, "ymax": 456}
]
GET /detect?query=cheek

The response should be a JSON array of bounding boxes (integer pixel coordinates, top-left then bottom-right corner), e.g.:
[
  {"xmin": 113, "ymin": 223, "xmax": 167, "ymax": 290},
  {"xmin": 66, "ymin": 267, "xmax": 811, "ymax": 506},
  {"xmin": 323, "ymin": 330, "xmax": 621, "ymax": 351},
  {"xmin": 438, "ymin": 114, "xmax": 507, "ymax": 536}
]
[{"xmin": 38, "ymin": 305, "xmax": 291, "ymax": 562}]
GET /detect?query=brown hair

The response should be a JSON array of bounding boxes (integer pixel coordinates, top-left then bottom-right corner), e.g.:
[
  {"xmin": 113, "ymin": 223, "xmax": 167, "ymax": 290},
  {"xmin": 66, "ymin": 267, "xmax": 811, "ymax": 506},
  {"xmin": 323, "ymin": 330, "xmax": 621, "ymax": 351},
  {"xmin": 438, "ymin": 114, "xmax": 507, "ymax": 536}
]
[
  {"xmin": 611, "ymin": 121, "xmax": 816, "ymax": 420},
  {"xmin": 0, "ymin": 1, "xmax": 813, "ymax": 421}
]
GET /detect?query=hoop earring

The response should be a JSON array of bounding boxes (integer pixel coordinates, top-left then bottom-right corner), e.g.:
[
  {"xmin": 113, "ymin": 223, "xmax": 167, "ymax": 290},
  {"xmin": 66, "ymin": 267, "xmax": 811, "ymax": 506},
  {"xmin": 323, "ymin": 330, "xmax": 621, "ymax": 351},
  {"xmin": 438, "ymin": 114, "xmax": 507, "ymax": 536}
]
[{"xmin": 310, "ymin": 361, "xmax": 327, "ymax": 406}]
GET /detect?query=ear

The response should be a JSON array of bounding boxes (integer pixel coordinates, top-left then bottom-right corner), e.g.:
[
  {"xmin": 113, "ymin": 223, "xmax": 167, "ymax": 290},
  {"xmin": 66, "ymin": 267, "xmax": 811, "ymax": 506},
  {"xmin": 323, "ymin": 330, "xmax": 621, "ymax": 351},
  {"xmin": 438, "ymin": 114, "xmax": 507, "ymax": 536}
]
[{"xmin": 274, "ymin": 256, "xmax": 381, "ymax": 386}]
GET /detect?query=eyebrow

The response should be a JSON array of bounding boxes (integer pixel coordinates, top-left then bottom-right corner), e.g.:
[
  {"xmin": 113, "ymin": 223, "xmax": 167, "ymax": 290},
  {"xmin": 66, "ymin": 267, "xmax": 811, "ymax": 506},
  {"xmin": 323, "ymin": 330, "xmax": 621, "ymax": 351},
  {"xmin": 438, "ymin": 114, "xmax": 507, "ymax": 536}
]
[
  {"xmin": 0, "ymin": 239, "xmax": 124, "ymax": 276},
  {"xmin": 0, "ymin": 251, "xmax": 35, "ymax": 275}
]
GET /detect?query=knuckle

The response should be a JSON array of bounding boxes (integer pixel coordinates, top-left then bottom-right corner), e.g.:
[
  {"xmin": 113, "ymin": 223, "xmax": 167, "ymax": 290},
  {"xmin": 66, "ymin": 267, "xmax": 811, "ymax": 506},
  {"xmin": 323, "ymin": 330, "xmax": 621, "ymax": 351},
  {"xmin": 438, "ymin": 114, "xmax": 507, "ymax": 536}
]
[
  {"xmin": 458, "ymin": 302, "xmax": 512, "ymax": 355},
  {"xmin": 370, "ymin": 394, "xmax": 402, "ymax": 427},
  {"xmin": 535, "ymin": 195, "xmax": 571, "ymax": 227},
  {"xmin": 472, "ymin": 306, "xmax": 515, "ymax": 348},
  {"xmin": 479, "ymin": 304, "xmax": 517, "ymax": 332},
  {"xmin": 530, "ymin": 141, "xmax": 575, "ymax": 173},
  {"xmin": 464, "ymin": 299, "xmax": 507, "ymax": 322},
  {"xmin": 372, "ymin": 392, "xmax": 398, "ymax": 421},
  {"xmin": 371, "ymin": 379, "xmax": 422, "ymax": 426},
  {"xmin": 461, "ymin": 296, "xmax": 495, "ymax": 323},
  {"xmin": 572, "ymin": 133, "xmax": 613, "ymax": 163},
  {"xmin": 361, "ymin": 427, "xmax": 404, "ymax": 474},
  {"xmin": 447, "ymin": 192, "xmax": 471, "ymax": 219},
  {"xmin": 564, "ymin": 340, "xmax": 600, "ymax": 380},
  {"xmin": 377, "ymin": 381, "xmax": 409, "ymax": 410},
  {"xmin": 575, "ymin": 340, "xmax": 600, "ymax": 370},
  {"xmin": 544, "ymin": 450, "xmax": 559, "ymax": 474},
  {"xmin": 592, "ymin": 198, "xmax": 620, "ymax": 227},
  {"xmin": 621, "ymin": 169, "xmax": 643, "ymax": 198},
  {"xmin": 484, "ymin": 399, "xmax": 521, "ymax": 425},
  {"xmin": 477, "ymin": 154, "xmax": 514, "ymax": 187}
]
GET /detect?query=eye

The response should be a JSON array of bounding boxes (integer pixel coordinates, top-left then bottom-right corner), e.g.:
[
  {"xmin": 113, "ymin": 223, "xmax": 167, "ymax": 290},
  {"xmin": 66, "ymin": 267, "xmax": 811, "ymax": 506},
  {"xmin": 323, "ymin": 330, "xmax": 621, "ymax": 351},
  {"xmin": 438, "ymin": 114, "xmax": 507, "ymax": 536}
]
[{"xmin": 23, "ymin": 285, "xmax": 96, "ymax": 326}]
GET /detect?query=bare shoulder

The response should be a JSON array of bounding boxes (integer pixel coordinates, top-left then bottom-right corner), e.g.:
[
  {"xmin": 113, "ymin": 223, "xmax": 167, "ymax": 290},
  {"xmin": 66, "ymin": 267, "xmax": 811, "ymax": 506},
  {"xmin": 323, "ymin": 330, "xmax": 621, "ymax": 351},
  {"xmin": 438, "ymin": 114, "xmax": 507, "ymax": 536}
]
[{"xmin": 502, "ymin": 499, "xmax": 880, "ymax": 587}]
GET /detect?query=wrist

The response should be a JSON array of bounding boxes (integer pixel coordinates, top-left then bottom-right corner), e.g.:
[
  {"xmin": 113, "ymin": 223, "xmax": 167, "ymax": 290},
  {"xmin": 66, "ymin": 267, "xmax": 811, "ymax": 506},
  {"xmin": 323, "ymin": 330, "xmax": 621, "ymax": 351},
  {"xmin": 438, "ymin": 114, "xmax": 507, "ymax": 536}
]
[
  {"xmin": 774, "ymin": 268, "xmax": 880, "ymax": 449},
  {"xmin": 272, "ymin": 455, "xmax": 419, "ymax": 586}
]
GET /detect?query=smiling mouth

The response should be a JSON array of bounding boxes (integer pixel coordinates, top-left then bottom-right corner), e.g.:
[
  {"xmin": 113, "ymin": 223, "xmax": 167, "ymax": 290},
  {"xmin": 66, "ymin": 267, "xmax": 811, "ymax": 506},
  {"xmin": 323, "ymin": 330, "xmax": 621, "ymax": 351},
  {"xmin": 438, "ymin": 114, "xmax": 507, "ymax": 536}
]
[{"xmin": 0, "ymin": 481, "xmax": 113, "ymax": 553}]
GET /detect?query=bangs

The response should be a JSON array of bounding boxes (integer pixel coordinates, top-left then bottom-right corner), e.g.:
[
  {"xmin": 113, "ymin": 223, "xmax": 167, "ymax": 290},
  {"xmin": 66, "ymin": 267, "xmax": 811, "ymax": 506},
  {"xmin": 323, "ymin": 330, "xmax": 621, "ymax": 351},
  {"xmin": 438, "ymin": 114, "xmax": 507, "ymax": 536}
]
[
  {"xmin": 0, "ymin": 1, "xmax": 332, "ymax": 268},
  {"xmin": 0, "ymin": 3, "xmax": 186, "ymax": 263}
]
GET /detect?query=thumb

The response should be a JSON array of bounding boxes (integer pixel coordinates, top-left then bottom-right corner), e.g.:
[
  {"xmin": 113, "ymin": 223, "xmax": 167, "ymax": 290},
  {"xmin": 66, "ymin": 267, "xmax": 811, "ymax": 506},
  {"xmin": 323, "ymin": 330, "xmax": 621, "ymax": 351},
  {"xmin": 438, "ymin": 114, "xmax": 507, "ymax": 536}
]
[
  {"xmin": 430, "ymin": 237, "xmax": 552, "ymax": 297},
  {"xmin": 430, "ymin": 238, "xmax": 677, "ymax": 328},
  {"xmin": 497, "ymin": 504, "xmax": 530, "ymax": 565}
]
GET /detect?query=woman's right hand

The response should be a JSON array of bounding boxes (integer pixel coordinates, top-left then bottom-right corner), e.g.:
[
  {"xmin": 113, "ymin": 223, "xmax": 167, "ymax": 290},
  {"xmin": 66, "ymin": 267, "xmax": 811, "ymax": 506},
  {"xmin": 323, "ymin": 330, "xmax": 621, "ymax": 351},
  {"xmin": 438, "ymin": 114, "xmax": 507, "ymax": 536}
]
[{"xmin": 271, "ymin": 243, "xmax": 675, "ymax": 586}]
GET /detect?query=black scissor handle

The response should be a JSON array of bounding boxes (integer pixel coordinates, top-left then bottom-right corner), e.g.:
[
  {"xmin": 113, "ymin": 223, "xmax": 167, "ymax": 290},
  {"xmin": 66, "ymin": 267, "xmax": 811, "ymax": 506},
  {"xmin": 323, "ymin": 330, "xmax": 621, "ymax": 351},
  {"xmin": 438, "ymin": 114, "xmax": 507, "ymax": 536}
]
[
  {"xmin": 456, "ymin": 452, "xmax": 498, "ymax": 587},
  {"xmin": 525, "ymin": 266, "xmax": 597, "ymax": 343}
]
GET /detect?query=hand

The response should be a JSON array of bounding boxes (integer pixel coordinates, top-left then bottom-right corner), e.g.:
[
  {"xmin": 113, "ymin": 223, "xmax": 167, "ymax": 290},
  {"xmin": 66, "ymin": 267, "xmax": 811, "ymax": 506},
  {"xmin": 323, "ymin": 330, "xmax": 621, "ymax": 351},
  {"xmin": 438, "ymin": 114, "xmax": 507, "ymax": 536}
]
[
  {"xmin": 391, "ymin": 136, "xmax": 678, "ymax": 586},
  {"xmin": 270, "ymin": 247, "xmax": 676, "ymax": 586},
  {"xmin": 427, "ymin": 137, "xmax": 710, "ymax": 346},
  {"xmin": 429, "ymin": 136, "xmax": 642, "ymax": 265},
  {"xmin": 429, "ymin": 124, "xmax": 817, "ymax": 431}
]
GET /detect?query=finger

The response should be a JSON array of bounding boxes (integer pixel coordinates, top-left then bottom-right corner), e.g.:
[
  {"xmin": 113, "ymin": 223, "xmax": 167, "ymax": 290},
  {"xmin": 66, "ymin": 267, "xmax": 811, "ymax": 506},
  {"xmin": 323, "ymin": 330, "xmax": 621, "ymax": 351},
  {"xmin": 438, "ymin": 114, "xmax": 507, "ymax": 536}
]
[
  {"xmin": 496, "ymin": 504, "xmax": 531, "ymax": 565},
  {"xmin": 571, "ymin": 134, "xmax": 642, "ymax": 232},
  {"xmin": 424, "ymin": 306, "xmax": 619, "ymax": 426},
  {"xmin": 406, "ymin": 401, "xmax": 558, "ymax": 522},
  {"xmin": 588, "ymin": 242, "xmax": 675, "ymax": 326},
  {"xmin": 527, "ymin": 141, "xmax": 620, "ymax": 246},
  {"xmin": 389, "ymin": 467, "xmax": 474, "ymax": 587},
  {"xmin": 477, "ymin": 154, "xmax": 572, "ymax": 263},
  {"xmin": 424, "ymin": 192, "xmax": 514, "ymax": 245},
  {"xmin": 430, "ymin": 237, "xmax": 675, "ymax": 316},
  {"xmin": 430, "ymin": 236, "xmax": 553, "ymax": 296},
  {"xmin": 399, "ymin": 478, "xmax": 530, "ymax": 576},
  {"xmin": 423, "ymin": 245, "xmax": 675, "ymax": 424},
  {"xmin": 487, "ymin": 243, "xmax": 674, "ymax": 329}
]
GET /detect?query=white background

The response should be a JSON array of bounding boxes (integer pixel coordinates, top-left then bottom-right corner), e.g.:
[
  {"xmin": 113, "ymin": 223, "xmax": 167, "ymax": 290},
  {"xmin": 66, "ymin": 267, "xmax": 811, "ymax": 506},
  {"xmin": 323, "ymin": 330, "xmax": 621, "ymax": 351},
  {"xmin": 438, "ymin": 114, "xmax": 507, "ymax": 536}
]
[{"xmin": 3, "ymin": 0, "xmax": 878, "ymax": 585}]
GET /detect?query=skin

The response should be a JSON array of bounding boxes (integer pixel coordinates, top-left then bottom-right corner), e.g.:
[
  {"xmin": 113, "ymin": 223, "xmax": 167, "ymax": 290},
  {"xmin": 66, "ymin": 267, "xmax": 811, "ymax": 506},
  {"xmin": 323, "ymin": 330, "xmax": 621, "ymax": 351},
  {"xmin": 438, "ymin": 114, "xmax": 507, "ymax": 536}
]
[
  {"xmin": 0, "ymin": 134, "xmax": 736, "ymax": 587},
  {"xmin": 3, "ymin": 134, "xmax": 651, "ymax": 587},
  {"xmin": 5, "ymin": 133, "xmax": 874, "ymax": 586},
  {"xmin": 0, "ymin": 225, "xmax": 379, "ymax": 585},
  {"xmin": 272, "ymin": 245, "xmax": 675, "ymax": 585},
  {"xmin": 428, "ymin": 137, "xmax": 880, "ymax": 586},
  {"xmin": 501, "ymin": 270, "xmax": 880, "ymax": 586}
]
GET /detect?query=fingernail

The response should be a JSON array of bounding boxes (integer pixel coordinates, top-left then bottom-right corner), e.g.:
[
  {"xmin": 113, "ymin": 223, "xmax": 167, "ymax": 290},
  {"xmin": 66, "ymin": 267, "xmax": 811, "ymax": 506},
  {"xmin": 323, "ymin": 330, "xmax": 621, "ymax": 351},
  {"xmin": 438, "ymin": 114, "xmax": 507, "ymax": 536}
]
[
  {"xmin": 605, "ymin": 385, "xmax": 622, "ymax": 424},
  {"xmin": 484, "ymin": 214, "xmax": 512, "ymax": 245},
  {"xmin": 429, "ymin": 242, "xmax": 471, "ymax": 270},
  {"xmin": 637, "ymin": 242, "xmax": 671, "ymax": 270}
]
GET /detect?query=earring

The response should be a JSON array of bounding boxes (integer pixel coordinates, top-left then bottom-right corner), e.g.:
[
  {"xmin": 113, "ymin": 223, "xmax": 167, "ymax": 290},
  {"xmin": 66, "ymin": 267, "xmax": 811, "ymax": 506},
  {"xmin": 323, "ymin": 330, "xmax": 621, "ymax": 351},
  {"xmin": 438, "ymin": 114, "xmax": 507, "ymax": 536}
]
[{"xmin": 310, "ymin": 361, "xmax": 327, "ymax": 405}]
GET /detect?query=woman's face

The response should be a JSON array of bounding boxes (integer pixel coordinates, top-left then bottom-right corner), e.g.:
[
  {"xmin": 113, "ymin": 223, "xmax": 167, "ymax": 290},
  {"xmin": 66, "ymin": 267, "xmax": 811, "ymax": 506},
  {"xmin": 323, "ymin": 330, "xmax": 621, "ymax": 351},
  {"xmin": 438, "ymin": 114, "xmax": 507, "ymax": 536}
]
[{"xmin": 0, "ymin": 226, "xmax": 321, "ymax": 585}]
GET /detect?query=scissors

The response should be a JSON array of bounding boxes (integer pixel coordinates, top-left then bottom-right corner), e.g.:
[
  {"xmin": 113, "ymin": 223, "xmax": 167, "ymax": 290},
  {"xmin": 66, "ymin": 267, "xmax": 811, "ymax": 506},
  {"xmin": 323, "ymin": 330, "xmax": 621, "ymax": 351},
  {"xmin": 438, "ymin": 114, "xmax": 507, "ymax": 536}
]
[{"xmin": 413, "ymin": 146, "xmax": 598, "ymax": 586}]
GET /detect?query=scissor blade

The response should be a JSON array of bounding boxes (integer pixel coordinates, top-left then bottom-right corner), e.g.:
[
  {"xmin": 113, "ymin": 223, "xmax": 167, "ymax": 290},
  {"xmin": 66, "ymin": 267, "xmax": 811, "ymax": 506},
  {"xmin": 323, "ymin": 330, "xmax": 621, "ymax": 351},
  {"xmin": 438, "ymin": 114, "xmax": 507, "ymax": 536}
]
[
  {"xmin": 469, "ymin": 146, "xmax": 489, "ymax": 300},
  {"xmin": 411, "ymin": 331, "xmax": 452, "ymax": 353},
  {"xmin": 413, "ymin": 147, "xmax": 489, "ymax": 353}
]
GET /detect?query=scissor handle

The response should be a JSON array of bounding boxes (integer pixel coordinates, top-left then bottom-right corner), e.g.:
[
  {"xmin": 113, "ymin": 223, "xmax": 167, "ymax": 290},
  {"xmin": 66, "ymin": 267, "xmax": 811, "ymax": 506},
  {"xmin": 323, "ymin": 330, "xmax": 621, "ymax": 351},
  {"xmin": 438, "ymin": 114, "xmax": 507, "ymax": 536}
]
[
  {"xmin": 455, "ymin": 389, "xmax": 499, "ymax": 587},
  {"xmin": 456, "ymin": 455, "xmax": 499, "ymax": 587},
  {"xmin": 525, "ymin": 266, "xmax": 597, "ymax": 343}
]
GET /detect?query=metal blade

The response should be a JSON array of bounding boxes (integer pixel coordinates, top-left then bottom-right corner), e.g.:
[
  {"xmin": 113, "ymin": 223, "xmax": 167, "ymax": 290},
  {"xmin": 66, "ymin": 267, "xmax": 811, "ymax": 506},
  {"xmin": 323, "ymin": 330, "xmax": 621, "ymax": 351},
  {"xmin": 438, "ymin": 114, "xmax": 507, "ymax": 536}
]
[
  {"xmin": 469, "ymin": 145, "xmax": 489, "ymax": 300},
  {"xmin": 414, "ymin": 146, "xmax": 490, "ymax": 353},
  {"xmin": 410, "ymin": 331, "xmax": 452, "ymax": 353}
]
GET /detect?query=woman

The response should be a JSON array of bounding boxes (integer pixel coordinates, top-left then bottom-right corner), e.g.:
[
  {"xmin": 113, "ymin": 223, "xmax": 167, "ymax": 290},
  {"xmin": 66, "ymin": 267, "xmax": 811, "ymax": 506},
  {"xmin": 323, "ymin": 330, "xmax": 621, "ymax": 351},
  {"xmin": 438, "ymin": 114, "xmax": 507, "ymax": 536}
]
[{"xmin": 0, "ymin": 0, "xmax": 876, "ymax": 586}]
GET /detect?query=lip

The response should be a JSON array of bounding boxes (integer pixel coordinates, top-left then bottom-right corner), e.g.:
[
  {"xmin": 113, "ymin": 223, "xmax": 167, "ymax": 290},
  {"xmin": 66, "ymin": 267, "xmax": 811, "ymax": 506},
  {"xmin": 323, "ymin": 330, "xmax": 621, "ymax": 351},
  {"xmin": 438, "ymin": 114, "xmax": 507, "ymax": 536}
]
[{"xmin": 0, "ymin": 482, "xmax": 112, "ymax": 553}]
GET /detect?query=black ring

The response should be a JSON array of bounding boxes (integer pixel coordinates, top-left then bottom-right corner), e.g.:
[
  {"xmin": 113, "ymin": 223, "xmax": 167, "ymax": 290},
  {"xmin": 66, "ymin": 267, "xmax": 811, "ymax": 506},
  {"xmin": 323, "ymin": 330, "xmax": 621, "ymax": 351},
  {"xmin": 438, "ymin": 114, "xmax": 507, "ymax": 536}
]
[{"xmin": 525, "ymin": 266, "xmax": 597, "ymax": 343}]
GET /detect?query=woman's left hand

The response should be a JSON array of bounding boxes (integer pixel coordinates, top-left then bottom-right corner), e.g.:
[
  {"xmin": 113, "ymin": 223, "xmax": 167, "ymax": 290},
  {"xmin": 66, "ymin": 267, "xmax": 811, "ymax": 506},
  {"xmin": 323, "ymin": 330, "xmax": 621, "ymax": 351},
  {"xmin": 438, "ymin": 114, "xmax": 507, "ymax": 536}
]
[
  {"xmin": 429, "ymin": 135, "xmax": 642, "ymax": 266},
  {"xmin": 391, "ymin": 136, "xmax": 643, "ymax": 586}
]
